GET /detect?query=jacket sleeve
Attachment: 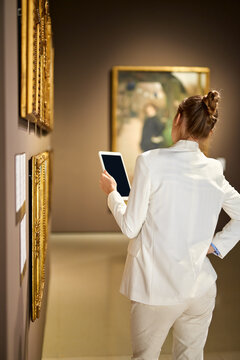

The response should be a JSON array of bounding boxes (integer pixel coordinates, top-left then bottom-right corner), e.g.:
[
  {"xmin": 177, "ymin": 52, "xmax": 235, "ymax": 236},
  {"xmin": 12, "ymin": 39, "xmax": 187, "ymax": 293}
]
[
  {"xmin": 107, "ymin": 154, "xmax": 151, "ymax": 239},
  {"xmin": 211, "ymin": 174, "xmax": 240, "ymax": 259}
]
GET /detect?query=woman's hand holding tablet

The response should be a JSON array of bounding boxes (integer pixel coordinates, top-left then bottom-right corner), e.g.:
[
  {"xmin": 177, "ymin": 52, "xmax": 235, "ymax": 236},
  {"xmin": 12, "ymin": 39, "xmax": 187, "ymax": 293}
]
[
  {"xmin": 99, "ymin": 170, "xmax": 117, "ymax": 195},
  {"xmin": 98, "ymin": 151, "xmax": 131, "ymax": 200}
]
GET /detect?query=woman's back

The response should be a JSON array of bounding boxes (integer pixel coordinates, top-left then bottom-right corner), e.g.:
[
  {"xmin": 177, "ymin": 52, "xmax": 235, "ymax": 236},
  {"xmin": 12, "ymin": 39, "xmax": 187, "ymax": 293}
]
[
  {"xmin": 147, "ymin": 140, "xmax": 224, "ymax": 254},
  {"xmin": 119, "ymin": 140, "xmax": 226, "ymax": 304}
]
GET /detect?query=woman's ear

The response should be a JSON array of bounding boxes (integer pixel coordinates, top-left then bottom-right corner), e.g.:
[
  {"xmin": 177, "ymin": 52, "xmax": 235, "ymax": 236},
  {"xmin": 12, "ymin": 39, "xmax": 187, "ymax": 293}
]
[{"xmin": 175, "ymin": 113, "xmax": 181, "ymax": 126}]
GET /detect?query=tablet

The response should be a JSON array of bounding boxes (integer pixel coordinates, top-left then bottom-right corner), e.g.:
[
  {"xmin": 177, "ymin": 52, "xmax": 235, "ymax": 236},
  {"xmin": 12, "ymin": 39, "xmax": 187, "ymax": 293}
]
[{"xmin": 99, "ymin": 151, "xmax": 131, "ymax": 200}]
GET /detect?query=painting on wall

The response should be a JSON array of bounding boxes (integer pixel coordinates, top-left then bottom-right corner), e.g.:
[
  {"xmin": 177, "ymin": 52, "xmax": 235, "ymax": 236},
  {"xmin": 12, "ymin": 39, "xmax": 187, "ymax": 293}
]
[
  {"xmin": 29, "ymin": 151, "xmax": 50, "ymax": 321},
  {"xmin": 20, "ymin": 0, "xmax": 54, "ymax": 131},
  {"xmin": 111, "ymin": 66, "xmax": 210, "ymax": 180}
]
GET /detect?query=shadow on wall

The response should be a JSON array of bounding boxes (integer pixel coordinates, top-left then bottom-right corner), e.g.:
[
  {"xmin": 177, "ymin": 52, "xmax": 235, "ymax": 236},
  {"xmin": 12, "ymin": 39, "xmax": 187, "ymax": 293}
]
[
  {"xmin": 14, "ymin": 282, "xmax": 29, "ymax": 360},
  {"xmin": 18, "ymin": 118, "xmax": 50, "ymax": 138}
]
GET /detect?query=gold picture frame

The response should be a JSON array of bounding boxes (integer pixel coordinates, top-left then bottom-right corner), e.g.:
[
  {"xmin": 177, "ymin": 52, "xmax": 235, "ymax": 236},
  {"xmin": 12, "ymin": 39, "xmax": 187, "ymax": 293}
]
[
  {"xmin": 30, "ymin": 151, "xmax": 50, "ymax": 321},
  {"xmin": 111, "ymin": 66, "xmax": 210, "ymax": 180},
  {"xmin": 21, "ymin": 0, "xmax": 54, "ymax": 131}
]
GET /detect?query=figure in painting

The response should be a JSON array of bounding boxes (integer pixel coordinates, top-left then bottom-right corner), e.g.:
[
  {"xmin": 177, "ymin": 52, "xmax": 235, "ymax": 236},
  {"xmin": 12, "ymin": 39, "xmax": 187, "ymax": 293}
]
[{"xmin": 140, "ymin": 103, "xmax": 166, "ymax": 152}]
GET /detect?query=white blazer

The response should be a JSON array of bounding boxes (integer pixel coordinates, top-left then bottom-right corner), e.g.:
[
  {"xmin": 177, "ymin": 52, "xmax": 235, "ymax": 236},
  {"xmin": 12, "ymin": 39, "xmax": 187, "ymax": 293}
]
[{"xmin": 107, "ymin": 139, "xmax": 240, "ymax": 305}]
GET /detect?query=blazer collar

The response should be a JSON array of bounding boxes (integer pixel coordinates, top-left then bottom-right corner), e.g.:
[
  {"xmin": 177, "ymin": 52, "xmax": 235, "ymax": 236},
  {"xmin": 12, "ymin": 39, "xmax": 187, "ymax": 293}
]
[{"xmin": 170, "ymin": 139, "xmax": 200, "ymax": 151}]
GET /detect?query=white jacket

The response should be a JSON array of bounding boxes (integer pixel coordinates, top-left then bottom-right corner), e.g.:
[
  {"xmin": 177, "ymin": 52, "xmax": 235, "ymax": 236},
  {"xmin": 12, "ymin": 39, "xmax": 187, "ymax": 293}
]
[{"xmin": 107, "ymin": 139, "xmax": 240, "ymax": 305}]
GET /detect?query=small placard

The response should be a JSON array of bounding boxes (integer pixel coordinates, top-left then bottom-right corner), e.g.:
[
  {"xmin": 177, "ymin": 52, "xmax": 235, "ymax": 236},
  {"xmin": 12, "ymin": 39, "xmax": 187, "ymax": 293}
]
[
  {"xmin": 15, "ymin": 153, "xmax": 26, "ymax": 223},
  {"xmin": 15, "ymin": 153, "xmax": 27, "ymax": 283}
]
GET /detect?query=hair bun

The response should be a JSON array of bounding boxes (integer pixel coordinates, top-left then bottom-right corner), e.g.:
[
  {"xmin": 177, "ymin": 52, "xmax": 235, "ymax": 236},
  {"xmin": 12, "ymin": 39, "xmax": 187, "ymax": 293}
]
[{"xmin": 202, "ymin": 90, "xmax": 220, "ymax": 116}]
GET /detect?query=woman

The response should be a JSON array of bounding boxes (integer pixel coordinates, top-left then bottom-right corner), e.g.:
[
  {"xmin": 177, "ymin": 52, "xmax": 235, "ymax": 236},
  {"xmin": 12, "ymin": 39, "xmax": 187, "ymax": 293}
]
[{"xmin": 99, "ymin": 91, "xmax": 240, "ymax": 359}]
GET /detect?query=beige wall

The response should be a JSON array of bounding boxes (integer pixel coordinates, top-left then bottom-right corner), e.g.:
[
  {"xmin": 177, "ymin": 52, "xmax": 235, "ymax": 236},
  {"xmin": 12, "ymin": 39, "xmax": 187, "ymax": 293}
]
[
  {"xmin": 0, "ymin": 0, "xmax": 7, "ymax": 357},
  {"xmin": 51, "ymin": 1, "xmax": 240, "ymax": 233},
  {"xmin": 50, "ymin": 0, "xmax": 240, "ymax": 351},
  {"xmin": 0, "ymin": 0, "xmax": 51, "ymax": 358}
]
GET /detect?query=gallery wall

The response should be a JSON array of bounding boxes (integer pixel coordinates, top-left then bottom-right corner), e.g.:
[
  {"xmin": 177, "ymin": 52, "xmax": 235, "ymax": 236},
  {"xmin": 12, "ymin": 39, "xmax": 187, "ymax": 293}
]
[
  {"xmin": 0, "ymin": 0, "xmax": 52, "ymax": 359},
  {"xmin": 51, "ymin": 0, "xmax": 240, "ymax": 233},
  {"xmin": 50, "ymin": 0, "xmax": 240, "ymax": 352},
  {"xmin": 0, "ymin": 0, "xmax": 7, "ymax": 357}
]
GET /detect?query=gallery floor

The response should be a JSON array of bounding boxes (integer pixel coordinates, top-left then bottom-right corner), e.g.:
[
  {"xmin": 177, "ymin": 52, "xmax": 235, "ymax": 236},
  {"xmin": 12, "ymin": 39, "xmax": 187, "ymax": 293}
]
[{"xmin": 42, "ymin": 233, "xmax": 240, "ymax": 360}]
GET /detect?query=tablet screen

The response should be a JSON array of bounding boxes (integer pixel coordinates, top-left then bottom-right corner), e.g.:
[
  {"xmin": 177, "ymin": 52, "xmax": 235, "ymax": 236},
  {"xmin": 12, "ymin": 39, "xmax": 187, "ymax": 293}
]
[{"xmin": 100, "ymin": 153, "xmax": 130, "ymax": 198}]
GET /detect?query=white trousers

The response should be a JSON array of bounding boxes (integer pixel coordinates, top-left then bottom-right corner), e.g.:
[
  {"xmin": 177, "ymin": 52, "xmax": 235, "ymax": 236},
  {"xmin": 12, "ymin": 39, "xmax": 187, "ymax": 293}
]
[{"xmin": 130, "ymin": 281, "xmax": 217, "ymax": 360}]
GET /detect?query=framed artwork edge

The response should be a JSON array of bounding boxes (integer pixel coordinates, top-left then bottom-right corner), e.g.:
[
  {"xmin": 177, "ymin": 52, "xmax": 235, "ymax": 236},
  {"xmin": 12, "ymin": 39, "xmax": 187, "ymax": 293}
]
[
  {"xmin": 30, "ymin": 150, "xmax": 50, "ymax": 322},
  {"xmin": 20, "ymin": 0, "xmax": 54, "ymax": 131}
]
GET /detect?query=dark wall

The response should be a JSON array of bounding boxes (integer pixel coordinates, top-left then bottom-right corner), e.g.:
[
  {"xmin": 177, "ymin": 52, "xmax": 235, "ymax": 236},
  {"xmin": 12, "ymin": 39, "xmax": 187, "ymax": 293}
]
[
  {"xmin": 50, "ymin": 0, "xmax": 240, "ymax": 351},
  {"xmin": 0, "ymin": 0, "xmax": 51, "ymax": 358},
  {"xmin": 51, "ymin": 0, "xmax": 240, "ymax": 232}
]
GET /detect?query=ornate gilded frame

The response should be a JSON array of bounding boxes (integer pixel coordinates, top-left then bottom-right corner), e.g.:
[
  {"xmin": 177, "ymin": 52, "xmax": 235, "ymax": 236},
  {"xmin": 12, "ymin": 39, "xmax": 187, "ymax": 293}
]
[
  {"xmin": 30, "ymin": 151, "xmax": 49, "ymax": 321},
  {"xmin": 21, "ymin": 0, "xmax": 54, "ymax": 131},
  {"xmin": 111, "ymin": 66, "xmax": 210, "ymax": 171}
]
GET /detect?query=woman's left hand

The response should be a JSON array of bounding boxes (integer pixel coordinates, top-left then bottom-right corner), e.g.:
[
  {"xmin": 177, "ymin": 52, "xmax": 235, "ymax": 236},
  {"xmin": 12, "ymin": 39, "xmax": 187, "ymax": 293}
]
[{"xmin": 99, "ymin": 170, "xmax": 117, "ymax": 195}]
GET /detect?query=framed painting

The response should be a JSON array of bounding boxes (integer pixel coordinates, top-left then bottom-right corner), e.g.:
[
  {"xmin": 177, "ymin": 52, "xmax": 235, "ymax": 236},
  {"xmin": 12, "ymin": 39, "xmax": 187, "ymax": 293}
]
[
  {"xmin": 111, "ymin": 66, "xmax": 210, "ymax": 181},
  {"xmin": 20, "ymin": 0, "xmax": 54, "ymax": 131},
  {"xmin": 29, "ymin": 151, "xmax": 50, "ymax": 321}
]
